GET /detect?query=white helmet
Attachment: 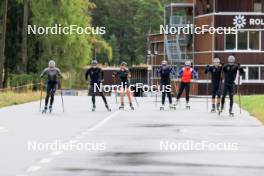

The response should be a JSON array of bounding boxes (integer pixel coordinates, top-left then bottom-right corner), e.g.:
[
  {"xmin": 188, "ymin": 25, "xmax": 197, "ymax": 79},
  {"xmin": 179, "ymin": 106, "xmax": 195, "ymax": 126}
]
[
  {"xmin": 213, "ymin": 58, "xmax": 220, "ymax": 64},
  {"xmin": 185, "ymin": 60, "xmax": 192, "ymax": 66},
  {"xmin": 228, "ymin": 55, "xmax": 236, "ymax": 63},
  {"xmin": 161, "ymin": 60, "xmax": 167, "ymax": 66},
  {"xmin": 49, "ymin": 60, "xmax": 56, "ymax": 67}
]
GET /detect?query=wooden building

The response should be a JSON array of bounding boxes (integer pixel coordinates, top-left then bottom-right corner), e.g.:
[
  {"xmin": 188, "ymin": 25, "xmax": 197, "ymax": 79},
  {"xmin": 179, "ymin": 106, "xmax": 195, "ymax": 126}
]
[{"xmin": 147, "ymin": 0, "xmax": 264, "ymax": 95}]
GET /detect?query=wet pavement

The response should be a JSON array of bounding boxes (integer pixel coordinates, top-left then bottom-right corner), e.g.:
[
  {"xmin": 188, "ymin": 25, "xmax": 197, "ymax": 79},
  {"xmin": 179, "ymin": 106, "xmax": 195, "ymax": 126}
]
[{"xmin": 0, "ymin": 96, "xmax": 264, "ymax": 176}]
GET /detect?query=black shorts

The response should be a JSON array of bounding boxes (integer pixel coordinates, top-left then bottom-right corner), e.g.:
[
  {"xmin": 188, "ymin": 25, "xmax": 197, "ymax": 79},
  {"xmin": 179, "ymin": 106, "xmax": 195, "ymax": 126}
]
[
  {"xmin": 211, "ymin": 84, "xmax": 221, "ymax": 98},
  {"xmin": 46, "ymin": 82, "xmax": 57, "ymax": 94}
]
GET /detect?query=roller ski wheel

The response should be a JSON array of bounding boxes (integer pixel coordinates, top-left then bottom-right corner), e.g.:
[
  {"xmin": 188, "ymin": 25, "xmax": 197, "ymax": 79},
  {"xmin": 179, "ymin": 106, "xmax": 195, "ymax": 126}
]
[
  {"xmin": 170, "ymin": 104, "xmax": 176, "ymax": 110},
  {"xmin": 211, "ymin": 108, "xmax": 216, "ymax": 113}
]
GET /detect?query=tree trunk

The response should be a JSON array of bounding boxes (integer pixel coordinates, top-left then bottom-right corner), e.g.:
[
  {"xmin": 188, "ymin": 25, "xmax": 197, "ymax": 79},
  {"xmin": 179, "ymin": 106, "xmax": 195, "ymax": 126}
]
[
  {"xmin": 0, "ymin": 0, "xmax": 8, "ymax": 88},
  {"xmin": 22, "ymin": 0, "xmax": 29, "ymax": 73}
]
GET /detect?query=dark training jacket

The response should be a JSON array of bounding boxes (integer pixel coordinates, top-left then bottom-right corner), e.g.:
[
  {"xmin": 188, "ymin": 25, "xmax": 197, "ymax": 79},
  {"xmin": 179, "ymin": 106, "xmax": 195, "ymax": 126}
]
[
  {"xmin": 85, "ymin": 67, "xmax": 104, "ymax": 84},
  {"xmin": 205, "ymin": 66, "xmax": 222, "ymax": 85}
]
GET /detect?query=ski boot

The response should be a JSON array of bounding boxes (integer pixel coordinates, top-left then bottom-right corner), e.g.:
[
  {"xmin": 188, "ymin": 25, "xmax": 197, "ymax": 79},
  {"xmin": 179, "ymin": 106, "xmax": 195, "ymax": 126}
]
[
  {"xmin": 218, "ymin": 106, "xmax": 224, "ymax": 116},
  {"xmin": 160, "ymin": 104, "xmax": 165, "ymax": 111},
  {"xmin": 185, "ymin": 102, "xmax": 191, "ymax": 110},
  {"xmin": 175, "ymin": 99, "xmax": 180, "ymax": 107},
  {"xmin": 229, "ymin": 109, "xmax": 234, "ymax": 117},
  {"xmin": 130, "ymin": 103, "xmax": 135, "ymax": 110},
  {"xmin": 42, "ymin": 106, "xmax": 48, "ymax": 114},
  {"xmin": 119, "ymin": 103, "xmax": 124, "ymax": 110},
  {"xmin": 92, "ymin": 105, "xmax": 96, "ymax": 112},
  {"xmin": 216, "ymin": 103, "xmax": 220, "ymax": 111},
  {"xmin": 211, "ymin": 104, "xmax": 216, "ymax": 113},
  {"xmin": 169, "ymin": 104, "xmax": 176, "ymax": 110},
  {"xmin": 105, "ymin": 104, "xmax": 111, "ymax": 112},
  {"xmin": 49, "ymin": 105, "xmax": 53, "ymax": 113}
]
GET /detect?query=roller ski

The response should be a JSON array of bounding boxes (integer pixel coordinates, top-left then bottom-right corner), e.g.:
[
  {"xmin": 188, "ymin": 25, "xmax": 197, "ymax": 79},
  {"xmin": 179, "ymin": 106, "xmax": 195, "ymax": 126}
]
[
  {"xmin": 42, "ymin": 106, "xmax": 48, "ymax": 114},
  {"xmin": 211, "ymin": 105, "xmax": 216, "ymax": 113},
  {"xmin": 185, "ymin": 102, "xmax": 191, "ymax": 110},
  {"xmin": 160, "ymin": 105, "xmax": 165, "ymax": 111},
  {"xmin": 229, "ymin": 109, "xmax": 234, "ymax": 117},
  {"xmin": 119, "ymin": 103, "xmax": 124, "ymax": 110},
  {"xmin": 130, "ymin": 103, "xmax": 135, "ymax": 110},
  {"xmin": 92, "ymin": 105, "xmax": 96, "ymax": 112},
  {"xmin": 105, "ymin": 104, "xmax": 111, "ymax": 112},
  {"xmin": 170, "ymin": 104, "xmax": 176, "ymax": 110}
]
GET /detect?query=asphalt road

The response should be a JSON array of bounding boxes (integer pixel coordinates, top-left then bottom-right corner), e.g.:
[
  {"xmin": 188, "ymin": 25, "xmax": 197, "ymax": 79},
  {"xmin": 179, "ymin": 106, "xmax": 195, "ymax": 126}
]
[{"xmin": 0, "ymin": 96, "xmax": 264, "ymax": 176}]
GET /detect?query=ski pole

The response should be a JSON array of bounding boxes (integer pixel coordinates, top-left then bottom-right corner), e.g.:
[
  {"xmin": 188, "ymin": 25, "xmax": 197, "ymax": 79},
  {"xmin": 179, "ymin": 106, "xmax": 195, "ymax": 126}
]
[
  {"xmin": 59, "ymin": 81, "xmax": 64, "ymax": 113},
  {"xmin": 155, "ymin": 81, "xmax": 159, "ymax": 107},
  {"xmin": 60, "ymin": 89, "xmax": 64, "ymax": 113},
  {"xmin": 206, "ymin": 72, "xmax": 209, "ymax": 112},
  {"xmin": 133, "ymin": 92, "xmax": 139, "ymax": 107},
  {"xmin": 112, "ymin": 74, "xmax": 118, "ymax": 104},
  {"xmin": 174, "ymin": 79, "xmax": 178, "ymax": 104},
  {"xmin": 237, "ymin": 69, "xmax": 242, "ymax": 114},
  {"xmin": 39, "ymin": 81, "xmax": 43, "ymax": 112}
]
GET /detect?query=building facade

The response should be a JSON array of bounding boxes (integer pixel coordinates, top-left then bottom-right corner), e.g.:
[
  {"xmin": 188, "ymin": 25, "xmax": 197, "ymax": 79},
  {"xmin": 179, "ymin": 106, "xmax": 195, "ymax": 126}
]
[{"xmin": 147, "ymin": 0, "xmax": 264, "ymax": 95}]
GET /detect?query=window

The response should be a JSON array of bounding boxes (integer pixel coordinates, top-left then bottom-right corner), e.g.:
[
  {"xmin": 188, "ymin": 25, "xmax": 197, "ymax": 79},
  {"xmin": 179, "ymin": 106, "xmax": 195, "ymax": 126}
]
[
  {"xmin": 225, "ymin": 31, "xmax": 260, "ymax": 51},
  {"xmin": 225, "ymin": 34, "xmax": 236, "ymax": 50},
  {"xmin": 237, "ymin": 31, "xmax": 248, "ymax": 50},
  {"xmin": 248, "ymin": 67, "xmax": 259, "ymax": 80},
  {"xmin": 249, "ymin": 31, "xmax": 260, "ymax": 50},
  {"xmin": 254, "ymin": 0, "xmax": 262, "ymax": 12},
  {"xmin": 261, "ymin": 67, "xmax": 264, "ymax": 80}
]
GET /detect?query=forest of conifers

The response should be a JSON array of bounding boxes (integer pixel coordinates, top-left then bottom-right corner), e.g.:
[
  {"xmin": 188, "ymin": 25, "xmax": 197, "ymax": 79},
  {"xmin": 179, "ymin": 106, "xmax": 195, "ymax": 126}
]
[{"xmin": 0, "ymin": 0, "xmax": 172, "ymax": 88}]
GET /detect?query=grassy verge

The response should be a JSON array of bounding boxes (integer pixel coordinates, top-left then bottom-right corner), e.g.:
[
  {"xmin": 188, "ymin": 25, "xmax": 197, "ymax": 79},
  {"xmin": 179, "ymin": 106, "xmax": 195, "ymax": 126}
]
[
  {"xmin": 236, "ymin": 95, "xmax": 264, "ymax": 124},
  {"xmin": 0, "ymin": 91, "xmax": 41, "ymax": 108}
]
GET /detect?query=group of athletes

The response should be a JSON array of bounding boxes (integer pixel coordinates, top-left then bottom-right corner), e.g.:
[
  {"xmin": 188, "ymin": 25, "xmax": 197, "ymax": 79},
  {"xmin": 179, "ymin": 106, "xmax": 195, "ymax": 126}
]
[{"xmin": 40, "ymin": 55, "xmax": 244, "ymax": 116}]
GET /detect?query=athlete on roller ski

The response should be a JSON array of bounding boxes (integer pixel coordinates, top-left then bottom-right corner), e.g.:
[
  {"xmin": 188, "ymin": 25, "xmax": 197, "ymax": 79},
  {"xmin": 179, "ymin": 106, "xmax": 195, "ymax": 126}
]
[
  {"xmin": 40, "ymin": 60, "xmax": 63, "ymax": 114},
  {"xmin": 176, "ymin": 60, "xmax": 198, "ymax": 109},
  {"xmin": 112, "ymin": 62, "xmax": 134, "ymax": 110},
  {"xmin": 156, "ymin": 60, "xmax": 177, "ymax": 111},
  {"xmin": 205, "ymin": 58, "xmax": 222, "ymax": 113},
  {"xmin": 219, "ymin": 55, "xmax": 245, "ymax": 117},
  {"xmin": 85, "ymin": 60, "xmax": 111, "ymax": 112}
]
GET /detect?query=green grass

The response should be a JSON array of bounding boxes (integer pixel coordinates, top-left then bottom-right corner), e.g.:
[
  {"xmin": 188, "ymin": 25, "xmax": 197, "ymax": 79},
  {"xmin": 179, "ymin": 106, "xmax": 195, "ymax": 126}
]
[
  {"xmin": 236, "ymin": 95, "xmax": 264, "ymax": 124},
  {"xmin": 0, "ymin": 91, "xmax": 40, "ymax": 108}
]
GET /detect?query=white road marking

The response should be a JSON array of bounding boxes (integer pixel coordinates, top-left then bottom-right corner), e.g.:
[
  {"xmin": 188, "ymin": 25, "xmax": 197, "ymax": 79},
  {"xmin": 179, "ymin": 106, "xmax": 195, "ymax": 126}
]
[
  {"xmin": 19, "ymin": 111, "xmax": 120, "ymax": 175},
  {"xmin": 86, "ymin": 111, "xmax": 120, "ymax": 132},
  {"xmin": 26, "ymin": 166, "xmax": 41, "ymax": 172},
  {"xmin": 39, "ymin": 158, "xmax": 53, "ymax": 163}
]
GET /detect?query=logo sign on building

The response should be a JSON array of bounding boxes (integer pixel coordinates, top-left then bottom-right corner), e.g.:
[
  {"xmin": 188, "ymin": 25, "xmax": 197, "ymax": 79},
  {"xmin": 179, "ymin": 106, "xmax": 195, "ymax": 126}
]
[{"xmin": 233, "ymin": 15, "xmax": 264, "ymax": 28}]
